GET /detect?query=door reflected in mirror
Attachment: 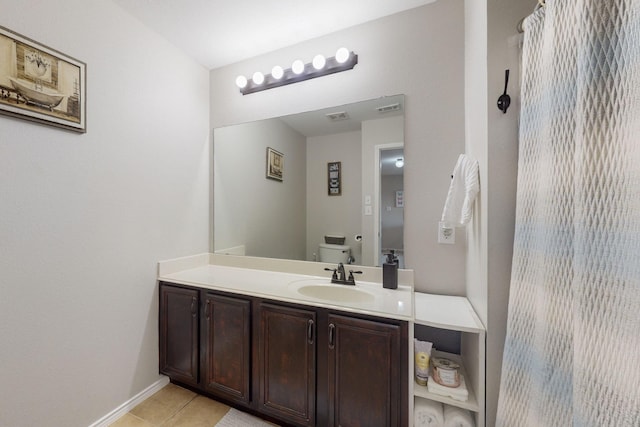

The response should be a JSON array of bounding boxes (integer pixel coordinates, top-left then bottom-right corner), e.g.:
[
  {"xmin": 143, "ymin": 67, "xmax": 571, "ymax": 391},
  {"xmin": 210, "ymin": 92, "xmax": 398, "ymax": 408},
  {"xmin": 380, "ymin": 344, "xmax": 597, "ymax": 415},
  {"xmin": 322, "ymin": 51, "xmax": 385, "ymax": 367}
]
[
  {"xmin": 213, "ymin": 95, "xmax": 405, "ymax": 267},
  {"xmin": 377, "ymin": 146, "xmax": 404, "ymax": 268}
]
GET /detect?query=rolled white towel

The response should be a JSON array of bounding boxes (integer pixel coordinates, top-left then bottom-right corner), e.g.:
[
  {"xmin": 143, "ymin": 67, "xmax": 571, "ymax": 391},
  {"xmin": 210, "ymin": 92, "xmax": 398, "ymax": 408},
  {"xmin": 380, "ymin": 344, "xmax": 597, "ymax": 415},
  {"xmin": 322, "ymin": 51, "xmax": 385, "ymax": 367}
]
[
  {"xmin": 414, "ymin": 398, "xmax": 444, "ymax": 427},
  {"xmin": 443, "ymin": 404, "xmax": 475, "ymax": 427}
]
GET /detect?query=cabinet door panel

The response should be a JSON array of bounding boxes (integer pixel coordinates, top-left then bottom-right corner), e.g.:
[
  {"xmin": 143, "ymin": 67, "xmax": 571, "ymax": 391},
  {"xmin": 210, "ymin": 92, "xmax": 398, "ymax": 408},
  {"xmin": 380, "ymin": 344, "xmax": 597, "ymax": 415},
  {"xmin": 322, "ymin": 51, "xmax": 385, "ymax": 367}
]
[
  {"xmin": 258, "ymin": 303, "xmax": 316, "ymax": 426},
  {"xmin": 327, "ymin": 314, "xmax": 402, "ymax": 427},
  {"xmin": 203, "ymin": 293, "xmax": 251, "ymax": 404},
  {"xmin": 159, "ymin": 284, "xmax": 199, "ymax": 386}
]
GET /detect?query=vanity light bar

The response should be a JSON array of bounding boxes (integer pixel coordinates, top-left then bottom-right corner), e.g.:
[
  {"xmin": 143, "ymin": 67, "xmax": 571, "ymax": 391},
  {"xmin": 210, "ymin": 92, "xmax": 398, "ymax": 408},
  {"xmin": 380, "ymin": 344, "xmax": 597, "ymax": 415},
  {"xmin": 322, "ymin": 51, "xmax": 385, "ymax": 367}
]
[{"xmin": 236, "ymin": 48, "xmax": 358, "ymax": 95}]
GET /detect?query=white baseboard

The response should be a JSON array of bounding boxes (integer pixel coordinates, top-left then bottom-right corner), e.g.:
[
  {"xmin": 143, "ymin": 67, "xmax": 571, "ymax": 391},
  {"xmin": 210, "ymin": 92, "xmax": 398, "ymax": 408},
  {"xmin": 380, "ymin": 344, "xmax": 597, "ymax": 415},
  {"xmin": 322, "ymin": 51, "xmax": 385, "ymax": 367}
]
[
  {"xmin": 88, "ymin": 376, "xmax": 170, "ymax": 427},
  {"xmin": 214, "ymin": 245, "xmax": 246, "ymax": 256}
]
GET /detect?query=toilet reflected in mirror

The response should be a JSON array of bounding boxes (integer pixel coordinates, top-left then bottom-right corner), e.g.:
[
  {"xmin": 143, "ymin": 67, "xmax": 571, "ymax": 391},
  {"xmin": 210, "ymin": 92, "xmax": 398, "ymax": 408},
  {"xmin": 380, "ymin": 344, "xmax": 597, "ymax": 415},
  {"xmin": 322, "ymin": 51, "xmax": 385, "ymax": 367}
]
[{"xmin": 318, "ymin": 235, "xmax": 352, "ymax": 264}]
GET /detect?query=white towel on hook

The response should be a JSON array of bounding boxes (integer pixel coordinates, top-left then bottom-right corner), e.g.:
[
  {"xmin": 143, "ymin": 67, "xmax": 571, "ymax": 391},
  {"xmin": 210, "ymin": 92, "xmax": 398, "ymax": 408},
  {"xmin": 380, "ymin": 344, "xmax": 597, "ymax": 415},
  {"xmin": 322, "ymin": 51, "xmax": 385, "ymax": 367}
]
[{"xmin": 441, "ymin": 154, "xmax": 479, "ymax": 227}]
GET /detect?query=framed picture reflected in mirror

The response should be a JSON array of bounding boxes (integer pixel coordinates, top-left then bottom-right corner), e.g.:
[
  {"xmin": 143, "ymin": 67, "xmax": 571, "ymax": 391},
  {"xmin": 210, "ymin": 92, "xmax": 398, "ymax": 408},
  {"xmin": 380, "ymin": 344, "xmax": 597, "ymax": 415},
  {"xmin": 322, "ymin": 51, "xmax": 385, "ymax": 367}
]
[
  {"xmin": 328, "ymin": 161, "xmax": 341, "ymax": 196},
  {"xmin": 266, "ymin": 147, "xmax": 283, "ymax": 181}
]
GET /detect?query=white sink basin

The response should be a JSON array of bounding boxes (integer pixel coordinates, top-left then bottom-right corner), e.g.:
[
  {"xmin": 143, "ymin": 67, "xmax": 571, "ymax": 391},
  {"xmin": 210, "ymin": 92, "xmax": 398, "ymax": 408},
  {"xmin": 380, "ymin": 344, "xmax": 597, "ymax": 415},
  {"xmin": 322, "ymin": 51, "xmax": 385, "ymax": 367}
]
[{"xmin": 291, "ymin": 279, "xmax": 376, "ymax": 303}]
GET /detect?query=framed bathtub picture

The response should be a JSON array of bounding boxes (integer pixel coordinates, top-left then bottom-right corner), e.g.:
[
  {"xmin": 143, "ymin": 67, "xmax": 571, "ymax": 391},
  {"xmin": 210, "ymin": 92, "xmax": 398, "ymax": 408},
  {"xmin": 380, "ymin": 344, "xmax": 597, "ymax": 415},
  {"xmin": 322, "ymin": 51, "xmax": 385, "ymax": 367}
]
[
  {"xmin": 266, "ymin": 147, "xmax": 283, "ymax": 181},
  {"xmin": 0, "ymin": 25, "xmax": 86, "ymax": 133}
]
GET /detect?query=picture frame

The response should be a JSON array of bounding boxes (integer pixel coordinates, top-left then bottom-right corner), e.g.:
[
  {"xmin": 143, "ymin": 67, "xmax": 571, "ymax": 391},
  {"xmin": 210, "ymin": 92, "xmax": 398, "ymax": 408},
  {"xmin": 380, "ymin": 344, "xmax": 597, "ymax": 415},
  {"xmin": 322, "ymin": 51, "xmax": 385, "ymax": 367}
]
[
  {"xmin": 0, "ymin": 25, "xmax": 87, "ymax": 133},
  {"xmin": 328, "ymin": 161, "xmax": 341, "ymax": 196},
  {"xmin": 266, "ymin": 147, "xmax": 283, "ymax": 181}
]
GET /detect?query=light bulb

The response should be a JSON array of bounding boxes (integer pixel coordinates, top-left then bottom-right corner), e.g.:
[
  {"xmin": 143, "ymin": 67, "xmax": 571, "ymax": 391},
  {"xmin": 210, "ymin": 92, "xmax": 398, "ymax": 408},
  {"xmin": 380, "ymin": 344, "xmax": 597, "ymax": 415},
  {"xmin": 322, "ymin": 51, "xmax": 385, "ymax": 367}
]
[
  {"xmin": 235, "ymin": 75, "xmax": 247, "ymax": 88},
  {"xmin": 271, "ymin": 65, "xmax": 284, "ymax": 79},
  {"xmin": 335, "ymin": 47, "xmax": 350, "ymax": 64},
  {"xmin": 292, "ymin": 59, "xmax": 305, "ymax": 75},
  {"xmin": 395, "ymin": 158, "xmax": 404, "ymax": 168},
  {"xmin": 312, "ymin": 54, "xmax": 326, "ymax": 70},
  {"xmin": 252, "ymin": 71, "xmax": 264, "ymax": 85}
]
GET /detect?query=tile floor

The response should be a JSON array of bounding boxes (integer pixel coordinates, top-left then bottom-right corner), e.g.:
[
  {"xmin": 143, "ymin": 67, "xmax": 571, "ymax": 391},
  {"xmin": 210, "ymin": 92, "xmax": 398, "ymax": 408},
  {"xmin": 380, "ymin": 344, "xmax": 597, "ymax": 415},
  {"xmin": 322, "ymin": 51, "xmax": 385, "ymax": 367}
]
[{"xmin": 109, "ymin": 383, "xmax": 275, "ymax": 427}]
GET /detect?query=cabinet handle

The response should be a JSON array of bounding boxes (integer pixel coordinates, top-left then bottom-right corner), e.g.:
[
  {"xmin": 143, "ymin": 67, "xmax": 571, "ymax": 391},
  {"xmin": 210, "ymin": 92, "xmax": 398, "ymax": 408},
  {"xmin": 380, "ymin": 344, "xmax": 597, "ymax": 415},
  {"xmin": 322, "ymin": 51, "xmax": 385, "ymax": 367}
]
[
  {"xmin": 191, "ymin": 297, "xmax": 197, "ymax": 317},
  {"xmin": 307, "ymin": 319, "xmax": 314, "ymax": 344},
  {"xmin": 328, "ymin": 323, "xmax": 335, "ymax": 349},
  {"xmin": 205, "ymin": 299, "xmax": 210, "ymax": 319}
]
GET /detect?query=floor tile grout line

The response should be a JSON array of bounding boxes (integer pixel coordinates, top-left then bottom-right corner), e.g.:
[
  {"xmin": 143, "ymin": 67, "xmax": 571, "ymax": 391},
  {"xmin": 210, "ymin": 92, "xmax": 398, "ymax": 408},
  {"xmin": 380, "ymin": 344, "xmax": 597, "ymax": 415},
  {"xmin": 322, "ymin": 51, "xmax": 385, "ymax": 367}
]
[
  {"xmin": 123, "ymin": 411, "xmax": 154, "ymax": 427},
  {"xmin": 157, "ymin": 392, "xmax": 211, "ymax": 427},
  {"xmin": 116, "ymin": 385, "xmax": 275, "ymax": 427},
  {"xmin": 158, "ymin": 391, "xmax": 200, "ymax": 426}
]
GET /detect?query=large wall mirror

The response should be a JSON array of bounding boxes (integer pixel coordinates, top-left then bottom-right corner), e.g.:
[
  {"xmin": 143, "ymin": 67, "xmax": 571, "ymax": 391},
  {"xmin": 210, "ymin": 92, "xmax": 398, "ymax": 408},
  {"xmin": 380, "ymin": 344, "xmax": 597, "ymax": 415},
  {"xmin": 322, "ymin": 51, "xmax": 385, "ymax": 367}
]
[{"xmin": 213, "ymin": 94, "xmax": 405, "ymax": 267}]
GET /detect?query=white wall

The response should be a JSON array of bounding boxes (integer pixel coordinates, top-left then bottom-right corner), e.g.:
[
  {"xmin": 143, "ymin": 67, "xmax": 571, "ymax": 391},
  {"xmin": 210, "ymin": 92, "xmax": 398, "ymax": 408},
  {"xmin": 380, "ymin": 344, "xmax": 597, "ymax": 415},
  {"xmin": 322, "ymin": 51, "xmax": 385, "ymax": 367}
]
[
  {"xmin": 465, "ymin": 0, "xmax": 534, "ymax": 425},
  {"xmin": 211, "ymin": 0, "xmax": 467, "ymax": 293},
  {"xmin": 214, "ymin": 119, "xmax": 307, "ymax": 260},
  {"xmin": 306, "ymin": 131, "xmax": 362, "ymax": 263},
  {"xmin": 0, "ymin": 1, "xmax": 210, "ymax": 426}
]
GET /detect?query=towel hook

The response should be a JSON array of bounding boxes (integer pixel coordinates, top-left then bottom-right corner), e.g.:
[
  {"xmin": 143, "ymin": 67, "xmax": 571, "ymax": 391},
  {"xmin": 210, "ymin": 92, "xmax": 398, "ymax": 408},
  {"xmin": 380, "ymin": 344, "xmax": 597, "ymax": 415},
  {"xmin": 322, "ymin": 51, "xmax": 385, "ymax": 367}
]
[{"xmin": 497, "ymin": 69, "xmax": 511, "ymax": 114}]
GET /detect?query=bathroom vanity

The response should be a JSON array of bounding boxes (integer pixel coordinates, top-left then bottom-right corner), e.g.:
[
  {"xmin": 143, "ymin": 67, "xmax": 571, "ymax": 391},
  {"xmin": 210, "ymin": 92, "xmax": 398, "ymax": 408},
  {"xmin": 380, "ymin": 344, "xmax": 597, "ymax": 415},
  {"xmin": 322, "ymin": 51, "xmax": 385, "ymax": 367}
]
[{"xmin": 158, "ymin": 254, "xmax": 484, "ymax": 427}]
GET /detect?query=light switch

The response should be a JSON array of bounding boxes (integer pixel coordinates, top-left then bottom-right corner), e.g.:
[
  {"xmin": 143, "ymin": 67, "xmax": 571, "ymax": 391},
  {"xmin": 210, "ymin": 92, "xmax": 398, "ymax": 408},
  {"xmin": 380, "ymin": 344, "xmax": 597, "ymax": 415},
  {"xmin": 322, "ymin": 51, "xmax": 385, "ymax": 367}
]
[
  {"xmin": 364, "ymin": 195, "xmax": 372, "ymax": 205},
  {"xmin": 364, "ymin": 205, "xmax": 373, "ymax": 215}
]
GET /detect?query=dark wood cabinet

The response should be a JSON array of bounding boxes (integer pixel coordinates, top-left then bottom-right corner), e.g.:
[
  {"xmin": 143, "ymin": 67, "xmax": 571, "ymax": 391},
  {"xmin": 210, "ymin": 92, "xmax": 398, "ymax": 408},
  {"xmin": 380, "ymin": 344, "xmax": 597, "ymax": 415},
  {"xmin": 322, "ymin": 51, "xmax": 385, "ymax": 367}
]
[
  {"xmin": 326, "ymin": 313, "xmax": 405, "ymax": 427},
  {"xmin": 257, "ymin": 302, "xmax": 316, "ymax": 426},
  {"xmin": 159, "ymin": 284, "xmax": 200, "ymax": 386},
  {"xmin": 159, "ymin": 282, "xmax": 252, "ymax": 404},
  {"xmin": 202, "ymin": 293, "xmax": 251, "ymax": 405},
  {"xmin": 159, "ymin": 281, "xmax": 407, "ymax": 427}
]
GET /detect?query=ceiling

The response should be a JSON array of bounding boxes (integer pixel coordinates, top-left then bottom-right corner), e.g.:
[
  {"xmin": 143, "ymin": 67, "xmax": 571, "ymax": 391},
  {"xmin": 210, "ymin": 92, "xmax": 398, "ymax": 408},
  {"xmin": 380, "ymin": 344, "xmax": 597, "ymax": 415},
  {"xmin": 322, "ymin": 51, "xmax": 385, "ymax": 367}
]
[
  {"xmin": 277, "ymin": 95, "xmax": 404, "ymax": 176},
  {"xmin": 113, "ymin": 0, "xmax": 436, "ymax": 69},
  {"xmin": 278, "ymin": 94, "xmax": 404, "ymax": 138}
]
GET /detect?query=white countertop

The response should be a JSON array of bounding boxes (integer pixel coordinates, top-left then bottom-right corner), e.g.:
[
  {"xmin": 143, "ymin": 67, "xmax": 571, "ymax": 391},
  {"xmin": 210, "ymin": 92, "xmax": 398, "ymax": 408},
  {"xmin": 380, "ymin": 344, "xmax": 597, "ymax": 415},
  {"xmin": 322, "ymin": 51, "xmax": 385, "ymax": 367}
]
[
  {"xmin": 414, "ymin": 292, "xmax": 485, "ymax": 332},
  {"xmin": 158, "ymin": 256, "xmax": 414, "ymax": 321}
]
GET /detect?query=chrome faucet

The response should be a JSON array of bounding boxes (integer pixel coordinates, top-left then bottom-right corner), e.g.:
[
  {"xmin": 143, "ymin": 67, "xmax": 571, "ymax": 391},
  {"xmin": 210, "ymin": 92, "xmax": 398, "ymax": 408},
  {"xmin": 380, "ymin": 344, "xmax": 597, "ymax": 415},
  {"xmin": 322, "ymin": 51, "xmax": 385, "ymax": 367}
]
[
  {"xmin": 324, "ymin": 262, "xmax": 362, "ymax": 286},
  {"xmin": 337, "ymin": 262, "xmax": 347, "ymax": 282}
]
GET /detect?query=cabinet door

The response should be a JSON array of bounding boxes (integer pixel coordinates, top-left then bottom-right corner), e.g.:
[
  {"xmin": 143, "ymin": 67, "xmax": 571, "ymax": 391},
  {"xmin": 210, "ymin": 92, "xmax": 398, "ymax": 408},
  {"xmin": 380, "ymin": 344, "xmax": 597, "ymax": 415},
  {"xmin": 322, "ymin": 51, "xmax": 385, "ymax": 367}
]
[
  {"xmin": 327, "ymin": 314, "xmax": 403, "ymax": 427},
  {"xmin": 202, "ymin": 293, "xmax": 251, "ymax": 405},
  {"xmin": 257, "ymin": 302, "xmax": 316, "ymax": 426},
  {"xmin": 159, "ymin": 284, "xmax": 199, "ymax": 386}
]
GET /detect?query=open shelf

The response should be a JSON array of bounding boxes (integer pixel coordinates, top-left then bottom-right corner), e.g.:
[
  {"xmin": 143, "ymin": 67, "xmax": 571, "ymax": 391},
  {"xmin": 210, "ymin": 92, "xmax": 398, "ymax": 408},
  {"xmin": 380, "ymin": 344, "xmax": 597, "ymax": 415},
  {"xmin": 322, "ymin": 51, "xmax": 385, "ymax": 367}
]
[
  {"xmin": 412, "ymin": 350, "xmax": 479, "ymax": 412},
  {"xmin": 411, "ymin": 292, "xmax": 485, "ymax": 427}
]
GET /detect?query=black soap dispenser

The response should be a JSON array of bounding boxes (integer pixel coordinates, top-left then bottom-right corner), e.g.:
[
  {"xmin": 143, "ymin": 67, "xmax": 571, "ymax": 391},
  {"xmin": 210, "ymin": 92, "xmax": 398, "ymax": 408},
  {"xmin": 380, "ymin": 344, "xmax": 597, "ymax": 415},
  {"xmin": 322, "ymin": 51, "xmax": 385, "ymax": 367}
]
[{"xmin": 383, "ymin": 251, "xmax": 398, "ymax": 290}]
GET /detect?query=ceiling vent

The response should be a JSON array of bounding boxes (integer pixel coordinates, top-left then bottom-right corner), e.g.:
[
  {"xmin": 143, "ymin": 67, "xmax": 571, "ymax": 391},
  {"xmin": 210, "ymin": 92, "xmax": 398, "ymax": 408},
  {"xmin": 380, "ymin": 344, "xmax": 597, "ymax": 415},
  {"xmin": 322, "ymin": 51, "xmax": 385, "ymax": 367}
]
[
  {"xmin": 376, "ymin": 103, "xmax": 402, "ymax": 114},
  {"xmin": 325, "ymin": 111, "xmax": 350, "ymax": 121}
]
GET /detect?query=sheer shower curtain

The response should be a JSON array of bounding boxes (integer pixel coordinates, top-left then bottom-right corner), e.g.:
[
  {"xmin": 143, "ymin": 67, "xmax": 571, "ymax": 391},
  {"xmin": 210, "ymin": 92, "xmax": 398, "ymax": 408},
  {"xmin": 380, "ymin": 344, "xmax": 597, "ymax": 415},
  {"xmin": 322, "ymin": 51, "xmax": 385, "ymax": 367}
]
[{"xmin": 496, "ymin": 1, "xmax": 640, "ymax": 426}]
